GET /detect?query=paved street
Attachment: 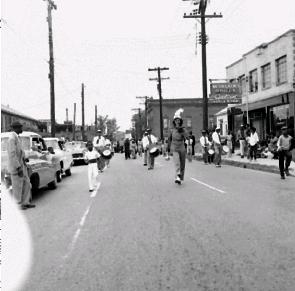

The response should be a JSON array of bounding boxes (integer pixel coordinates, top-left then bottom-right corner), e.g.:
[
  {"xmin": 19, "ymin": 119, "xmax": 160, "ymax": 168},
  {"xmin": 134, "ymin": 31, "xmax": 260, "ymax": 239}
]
[{"xmin": 21, "ymin": 154, "xmax": 295, "ymax": 291}]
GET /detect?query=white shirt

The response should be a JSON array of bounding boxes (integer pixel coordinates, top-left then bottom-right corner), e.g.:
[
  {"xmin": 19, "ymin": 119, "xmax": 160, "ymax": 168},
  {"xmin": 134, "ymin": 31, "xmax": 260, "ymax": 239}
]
[
  {"xmin": 212, "ymin": 131, "xmax": 221, "ymax": 145},
  {"xmin": 142, "ymin": 134, "xmax": 157, "ymax": 150},
  {"xmin": 84, "ymin": 150, "xmax": 100, "ymax": 160},
  {"xmin": 249, "ymin": 132, "xmax": 259, "ymax": 146},
  {"xmin": 200, "ymin": 136, "xmax": 209, "ymax": 147},
  {"xmin": 93, "ymin": 135, "xmax": 105, "ymax": 147},
  {"xmin": 105, "ymin": 138, "xmax": 111, "ymax": 147}
]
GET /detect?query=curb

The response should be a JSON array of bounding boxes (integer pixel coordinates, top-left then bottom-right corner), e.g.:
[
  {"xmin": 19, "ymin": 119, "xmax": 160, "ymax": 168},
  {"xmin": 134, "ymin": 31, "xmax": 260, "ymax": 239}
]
[{"xmin": 193, "ymin": 155, "xmax": 295, "ymax": 177}]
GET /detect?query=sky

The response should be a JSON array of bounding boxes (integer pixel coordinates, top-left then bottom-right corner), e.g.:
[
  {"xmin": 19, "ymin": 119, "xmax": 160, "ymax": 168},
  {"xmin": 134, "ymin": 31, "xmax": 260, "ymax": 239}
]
[{"xmin": 2, "ymin": 0, "xmax": 295, "ymax": 131}]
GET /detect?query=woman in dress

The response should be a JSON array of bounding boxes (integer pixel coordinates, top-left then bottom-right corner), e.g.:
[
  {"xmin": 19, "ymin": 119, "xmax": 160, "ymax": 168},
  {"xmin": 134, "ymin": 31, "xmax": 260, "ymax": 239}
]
[{"xmin": 168, "ymin": 109, "xmax": 188, "ymax": 185}]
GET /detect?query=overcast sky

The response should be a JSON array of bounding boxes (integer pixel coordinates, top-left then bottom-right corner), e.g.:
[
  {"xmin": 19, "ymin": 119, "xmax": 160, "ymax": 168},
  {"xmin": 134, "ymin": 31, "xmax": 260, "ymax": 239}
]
[{"xmin": 2, "ymin": 0, "xmax": 295, "ymax": 131}]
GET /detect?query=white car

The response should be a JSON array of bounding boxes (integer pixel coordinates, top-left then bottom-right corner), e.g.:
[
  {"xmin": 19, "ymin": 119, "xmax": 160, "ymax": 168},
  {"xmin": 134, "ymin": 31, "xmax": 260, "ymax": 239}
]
[
  {"xmin": 1, "ymin": 132, "xmax": 58, "ymax": 194},
  {"xmin": 44, "ymin": 137, "xmax": 73, "ymax": 180},
  {"xmin": 65, "ymin": 141, "xmax": 88, "ymax": 165}
]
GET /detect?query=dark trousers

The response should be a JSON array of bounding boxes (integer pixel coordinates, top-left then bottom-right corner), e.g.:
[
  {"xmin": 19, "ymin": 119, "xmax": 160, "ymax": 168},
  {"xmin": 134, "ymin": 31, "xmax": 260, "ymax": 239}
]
[
  {"xmin": 278, "ymin": 150, "xmax": 292, "ymax": 176},
  {"xmin": 249, "ymin": 144, "xmax": 258, "ymax": 160},
  {"xmin": 202, "ymin": 147, "xmax": 208, "ymax": 164},
  {"xmin": 214, "ymin": 145, "xmax": 222, "ymax": 166},
  {"xmin": 125, "ymin": 149, "xmax": 130, "ymax": 160}
]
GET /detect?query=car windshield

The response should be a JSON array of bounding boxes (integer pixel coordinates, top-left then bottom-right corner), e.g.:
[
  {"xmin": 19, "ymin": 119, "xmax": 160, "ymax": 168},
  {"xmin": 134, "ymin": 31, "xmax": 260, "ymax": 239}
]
[
  {"xmin": 74, "ymin": 142, "xmax": 86, "ymax": 149},
  {"xmin": 1, "ymin": 136, "xmax": 30, "ymax": 151},
  {"xmin": 45, "ymin": 140, "xmax": 60, "ymax": 150}
]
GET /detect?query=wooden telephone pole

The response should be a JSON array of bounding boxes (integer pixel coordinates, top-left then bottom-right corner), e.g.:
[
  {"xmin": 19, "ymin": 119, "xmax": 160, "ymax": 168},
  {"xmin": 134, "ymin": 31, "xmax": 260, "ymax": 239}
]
[
  {"xmin": 184, "ymin": 0, "xmax": 222, "ymax": 130},
  {"xmin": 136, "ymin": 96, "xmax": 152, "ymax": 128},
  {"xmin": 73, "ymin": 103, "xmax": 76, "ymax": 140},
  {"xmin": 148, "ymin": 67, "xmax": 169, "ymax": 140},
  {"xmin": 81, "ymin": 83, "xmax": 85, "ymax": 141},
  {"xmin": 44, "ymin": 0, "xmax": 57, "ymax": 137}
]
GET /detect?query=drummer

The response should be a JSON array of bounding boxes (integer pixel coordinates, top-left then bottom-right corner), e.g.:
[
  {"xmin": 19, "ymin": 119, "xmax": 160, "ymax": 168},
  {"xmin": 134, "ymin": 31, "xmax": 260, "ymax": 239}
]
[
  {"xmin": 168, "ymin": 108, "xmax": 188, "ymax": 184},
  {"xmin": 93, "ymin": 129, "xmax": 106, "ymax": 172},
  {"xmin": 200, "ymin": 129, "xmax": 209, "ymax": 165},
  {"xmin": 142, "ymin": 131, "xmax": 148, "ymax": 166},
  {"xmin": 142, "ymin": 128, "xmax": 157, "ymax": 170}
]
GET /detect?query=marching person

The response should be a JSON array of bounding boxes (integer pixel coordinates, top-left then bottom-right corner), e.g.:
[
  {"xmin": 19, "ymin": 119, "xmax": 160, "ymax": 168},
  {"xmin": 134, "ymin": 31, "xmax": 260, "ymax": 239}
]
[
  {"xmin": 189, "ymin": 131, "xmax": 196, "ymax": 156},
  {"xmin": 185, "ymin": 136, "xmax": 193, "ymax": 162},
  {"xmin": 142, "ymin": 131, "xmax": 148, "ymax": 166},
  {"xmin": 277, "ymin": 126, "xmax": 293, "ymax": 179},
  {"xmin": 137, "ymin": 139, "xmax": 143, "ymax": 157},
  {"xmin": 249, "ymin": 127, "xmax": 259, "ymax": 162},
  {"xmin": 124, "ymin": 137, "xmax": 131, "ymax": 160},
  {"xmin": 104, "ymin": 135, "xmax": 112, "ymax": 168},
  {"xmin": 212, "ymin": 126, "xmax": 222, "ymax": 167},
  {"xmin": 237, "ymin": 125, "xmax": 246, "ymax": 158},
  {"xmin": 200, "ymin": 129, "xmax": 209, "ymax": 165},
  {"xmin": 142, "ymin": 128, "xmax": 157, "ymax": 170},
  {"xmin": 168, "ymin": 108, "xmax": 188, "ymax": 184},
  {"xmin": 130, "ymin": 138, "xmax": 137, "ymax": 159},
  {"xmin": 93, "ymin": 129, "xmax": 106, "ymax": 172},
  {"xmin": 7, "ymin": 121, "xmax": 35, "ymax": 210},
  {"xmin": 84, "ymin": 141, "xmax": 100, "ymax": 192}
]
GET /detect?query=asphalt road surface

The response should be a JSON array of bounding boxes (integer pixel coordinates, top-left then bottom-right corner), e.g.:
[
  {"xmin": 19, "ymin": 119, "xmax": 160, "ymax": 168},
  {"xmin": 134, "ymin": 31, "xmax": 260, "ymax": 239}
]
[{"xmin": 20, "ymin": 154, "xmax": 295, "ymax": 291}]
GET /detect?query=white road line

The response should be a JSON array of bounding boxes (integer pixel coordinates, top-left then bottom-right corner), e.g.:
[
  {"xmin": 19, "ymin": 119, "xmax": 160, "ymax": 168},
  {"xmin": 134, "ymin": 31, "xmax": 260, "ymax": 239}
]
[
  {"xmin": 80, "ymin": 206, "xmax": 91, "ymax": 227},
  {"xmin": 91, "ymin": 182, "xmax": 101, "ymax": 198},
  {"xmin": 191, "ymin": 177, "xmax": 226, "ymax": 194}
]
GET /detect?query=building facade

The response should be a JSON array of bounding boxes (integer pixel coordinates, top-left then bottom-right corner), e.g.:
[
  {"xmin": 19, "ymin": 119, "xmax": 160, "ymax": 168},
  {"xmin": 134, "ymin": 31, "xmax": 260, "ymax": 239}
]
[
  {"xmin": 146, "ymin": 98, "xmax": 232, "ymax": 139},
  {"xmin": 226, "ymin": 29, "xmax": 295, "ymax": 138},
  {"xmin": 1, "ymin": 104, "xmax": 40, "ymax": 132}
]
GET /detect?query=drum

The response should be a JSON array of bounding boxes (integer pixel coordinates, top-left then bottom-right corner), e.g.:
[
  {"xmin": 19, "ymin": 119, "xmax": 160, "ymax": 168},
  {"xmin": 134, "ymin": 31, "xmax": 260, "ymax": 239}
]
[
  {"xmin": 101, "ymin": 149, "xmax": 112, "ymax": 160},
  {"xmin": 149, "ymin": 145, "xmax": 160, "ymax": 157},
  {"xmin": 208, "ymin": 149, "xmax": 214, "ymax": 155},
  {"xmin": 222, "ymin": 145, "xmax": 229, "ymax": 154}
]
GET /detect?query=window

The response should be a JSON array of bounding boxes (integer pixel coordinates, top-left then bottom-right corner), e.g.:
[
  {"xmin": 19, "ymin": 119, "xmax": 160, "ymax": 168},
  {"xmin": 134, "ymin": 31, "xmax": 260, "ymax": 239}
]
[
  {"xmin": 276, "ymin": 55, "xmax": 287, "ymax": 85},
  {"xmin": 261, "ymin": 63, "xmax": 271, "ymax": 89},
  {"xmin": 163, "ymin": 118, "xmax": 168, "ymax": 129},
  {"xmin": 238, "ymin": 75, "xmax": 246, "ymax": 95},
  {"xmin": 249, "ymin": 69, "xmax": 258, "ymax": 92}
]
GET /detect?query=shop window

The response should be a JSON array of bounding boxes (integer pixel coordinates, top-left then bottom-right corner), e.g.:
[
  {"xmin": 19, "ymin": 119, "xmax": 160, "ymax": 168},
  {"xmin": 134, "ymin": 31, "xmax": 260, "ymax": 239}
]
[
  {"xmin": 270, "ymin": 104, "xmax": 290, "ymax": 132},
  {"xmin": 276, "ymin": 55, "xmax": 287, "ymax": 85},
  {"xmin": 249, "ymin": 69, "xmax": 258, "ymax": 93},
  {"xmin": 261, "ymin": 63, "xmax": 271, "ymax": 89}
]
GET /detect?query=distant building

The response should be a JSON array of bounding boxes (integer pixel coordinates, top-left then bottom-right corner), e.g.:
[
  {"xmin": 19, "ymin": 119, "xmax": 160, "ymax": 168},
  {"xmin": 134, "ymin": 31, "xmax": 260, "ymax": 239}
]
[
  {"xmin": 1, "ymin": 104, "xmax": 40, "ymax": 132},
  {"xmin": 146, "ymin": 98, "xmax": 233, "ymax": 139},
  {"xmin": 226, "ymin": 29, "xmax": 295, "ymax": 138}
]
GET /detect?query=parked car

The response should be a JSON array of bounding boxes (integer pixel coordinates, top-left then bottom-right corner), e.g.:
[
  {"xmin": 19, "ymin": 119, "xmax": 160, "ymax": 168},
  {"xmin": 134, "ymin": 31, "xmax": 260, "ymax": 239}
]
[
  {"xmin": 44, "ymin": 137, "xmax": 73, "ymax": 180},
  {"xmin": 65, "ymin": 141, "xmax": 88, "ymax": 165},
  {"xmin": 1, "ymin": 132, "xmax": 58, "ymax": 194}
]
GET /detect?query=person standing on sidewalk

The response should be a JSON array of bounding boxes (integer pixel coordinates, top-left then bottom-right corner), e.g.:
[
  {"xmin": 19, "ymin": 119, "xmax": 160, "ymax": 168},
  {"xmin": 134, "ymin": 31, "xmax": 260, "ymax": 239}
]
[
  {"xmin": 212, "ymin": 127, "xmax": 222, "ymax": 167},
  {"xmin": 226, "ymin": 130, "xmax": 233, "ymax": 158},
  {"xmin": 249, "ymin": 127, "xmax": 259, "ymax": 162},
  {"xmin": 237, "ymin": 125, "xmax": 246, "ymax": 158},
  {"xmin": 84, "ymin": 141, "xmax": 100, "ymax": 192},
  {"xmin": 142, "ymin": 131, "xmax": 148, "ymax": 165},
  {"xmin": 200, "ymin": 130, "xmax": 209, "ymax": 164},
  {"xmin": 277, "ymin": 126, "xmax": 293, "ymax": 179},
  {"xmin": 7, "ymin": 121, "xmax": 35, "ymax": 210},
  {"xmin": 168, "ymin": 109, "xmax": 188, "ymax": 184}
]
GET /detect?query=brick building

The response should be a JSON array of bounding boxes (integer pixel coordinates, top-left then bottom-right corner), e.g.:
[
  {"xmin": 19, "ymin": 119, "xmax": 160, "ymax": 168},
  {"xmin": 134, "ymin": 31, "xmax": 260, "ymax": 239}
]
[
  {"xmin": 226, "ymin": 29, "xmax": 295, "ymax": 138},
  {"xmin": 146, "ymin": 98, "xmax": 234, "ymax": 139}
]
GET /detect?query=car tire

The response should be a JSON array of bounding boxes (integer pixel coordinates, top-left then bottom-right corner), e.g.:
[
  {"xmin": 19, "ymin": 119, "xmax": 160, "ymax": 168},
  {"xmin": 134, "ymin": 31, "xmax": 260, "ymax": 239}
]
[
  {"xmin": 65, "ymin": 168, "xmax": 71, "ymax": 176},
  {"xmin": 30, "ymin": 174, "xmax": 39, "ymax": 195},
  {"xmin": 48, "ymin": 176, "xmax": 57, "ymax": 189},
  {"xmin": 56, "ymin": 170, "xmax": 62, "ymax": 183}
]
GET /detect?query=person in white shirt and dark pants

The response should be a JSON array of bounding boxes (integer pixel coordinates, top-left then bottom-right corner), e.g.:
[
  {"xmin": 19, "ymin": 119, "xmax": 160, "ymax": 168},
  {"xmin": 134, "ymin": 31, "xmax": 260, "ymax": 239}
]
[
  {"xmin": 200, "ymin": 130, "xmax": 209, "ymax": 164},
  {"xmin": 249, "ymin": 127, "xmax": 259, "ymax": 161},
  {"xmin": 142, "ymin": 128, "xmax": 157, "ymax": 170},
  {"xmin": 212, "ymin": 127, "xmax": 222, "ymax": 167}
]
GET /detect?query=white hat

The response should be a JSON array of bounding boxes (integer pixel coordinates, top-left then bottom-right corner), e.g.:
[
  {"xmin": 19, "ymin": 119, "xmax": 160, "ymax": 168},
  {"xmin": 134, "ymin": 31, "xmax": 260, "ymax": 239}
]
[
  {"xmin": 216, "ymin": 126, "xmax": 221, "ymax": 130},
  {"xmin": 173, "ymin": 108, "xmax": 184, "ymax": 120}
]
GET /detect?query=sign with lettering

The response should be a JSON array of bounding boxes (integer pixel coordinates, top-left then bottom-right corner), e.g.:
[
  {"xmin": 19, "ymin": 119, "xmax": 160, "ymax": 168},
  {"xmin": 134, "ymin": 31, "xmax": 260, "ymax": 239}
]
[{"xmin": 210, "ymin": 82, "xmax": 242, "ymax": 103}]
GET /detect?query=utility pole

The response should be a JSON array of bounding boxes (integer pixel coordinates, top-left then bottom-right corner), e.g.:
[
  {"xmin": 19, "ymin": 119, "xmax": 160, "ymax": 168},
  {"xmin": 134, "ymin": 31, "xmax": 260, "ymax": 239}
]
[
  {"xmin": 148, "ymin": 67, "xmax": 169, "ymax": 140},
  {"xmin": 73, "ymin": 103, "xmax": 76, "ymax": 140},
  {"xmin": 136, "ymin": 96, "xmax": 152, "ymax": 128},
  {"xmin": 95, "ymin": 105, "xmax": 98, "ymax": 131},
  {"xmin": 81, "ymin": 83, "xmax": 85, "ymax": 141},
  {"xmin": 44, "ymin": 0, "xmax": 57, "ymax": 137},
  {"xmin": 131, "ymin": 108, "xmax": 142, "ymax": 139},
  {"xmin": 66, "ymin": 108, "xmax": 69, "ymax": 132},
  {"xmin": 184, "ymin": 0, "xmax": 222, "ymax": 129}
]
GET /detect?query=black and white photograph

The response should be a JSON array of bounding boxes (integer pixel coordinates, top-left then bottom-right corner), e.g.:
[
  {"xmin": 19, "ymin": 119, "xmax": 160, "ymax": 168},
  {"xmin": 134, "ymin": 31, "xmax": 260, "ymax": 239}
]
[{"xmin": 1, "ymin": 0, "xmax": 295, "ymax": 290}]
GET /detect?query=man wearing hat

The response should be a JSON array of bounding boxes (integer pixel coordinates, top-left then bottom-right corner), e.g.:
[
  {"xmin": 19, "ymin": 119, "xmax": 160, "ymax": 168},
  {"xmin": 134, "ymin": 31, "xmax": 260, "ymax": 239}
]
[
  {"xmin": 93, "ymin": 129, "xmax": 106, "ymax": 171},
  {"xmin": 277, "ymin": 126, "xmax": 293, "ymax": 179},
  {"xmin": 142, "ymin": 128, "xmax": 157, "ymax": 170},
  {"xmin": 212, "ymin": 126, "xmax": 222, "ymax": 167},
  {"xmin": 7, "ymin": 121, "xmax": 35, "ymax": 209}
]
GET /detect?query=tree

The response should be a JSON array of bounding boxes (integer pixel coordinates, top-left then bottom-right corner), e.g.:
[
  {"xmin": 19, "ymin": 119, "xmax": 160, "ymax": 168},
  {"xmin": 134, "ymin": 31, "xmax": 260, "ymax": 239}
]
[{"xmin": 96, "ymin": 115, "xmax": 120, "ymax": 141}]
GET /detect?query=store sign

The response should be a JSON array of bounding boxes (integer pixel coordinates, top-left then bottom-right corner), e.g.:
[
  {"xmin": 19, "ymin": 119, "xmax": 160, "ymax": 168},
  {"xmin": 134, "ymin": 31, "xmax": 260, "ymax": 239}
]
[{"xmin": 210, "ymin": 82, "xmax": 242, "ymax": 104}]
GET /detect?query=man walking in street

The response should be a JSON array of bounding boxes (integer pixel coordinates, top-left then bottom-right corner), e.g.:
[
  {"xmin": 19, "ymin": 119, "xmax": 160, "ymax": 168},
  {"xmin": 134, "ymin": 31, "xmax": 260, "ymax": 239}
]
[
  {"xmin": 142, "ymin": 128, "xmax": 157, "ymax": 170},
  {"xmin": 93, "ymin": 129, "xmax": 106, "ymax": 172},
  {"xmin": 7, "ymin": 121, "xmax": 35, "ymax": 210},
  {"xmin": 142, "ymin": 131, "xmax": 148, "ymax": 165},
  {"xmin": 212, "ymin": 127, "xmax": 222, "ymax": 167},
  {"xmin": 277, "ymin": 126, "xmax": 293, "ymax": 179}
]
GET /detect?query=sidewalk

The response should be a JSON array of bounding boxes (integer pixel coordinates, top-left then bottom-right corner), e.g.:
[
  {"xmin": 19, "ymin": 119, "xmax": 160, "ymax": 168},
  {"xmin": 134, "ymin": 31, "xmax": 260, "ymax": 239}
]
[{"xmin": 194, "ymin": 152, "xmax": 295, "ymax": 176}]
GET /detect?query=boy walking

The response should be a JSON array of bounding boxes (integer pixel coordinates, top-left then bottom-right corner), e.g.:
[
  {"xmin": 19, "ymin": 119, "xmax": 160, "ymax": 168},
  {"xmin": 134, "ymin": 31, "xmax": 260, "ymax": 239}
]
[{"xmin": 84, "ymin": 142, "xmax": 100, "ymax": 192}]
